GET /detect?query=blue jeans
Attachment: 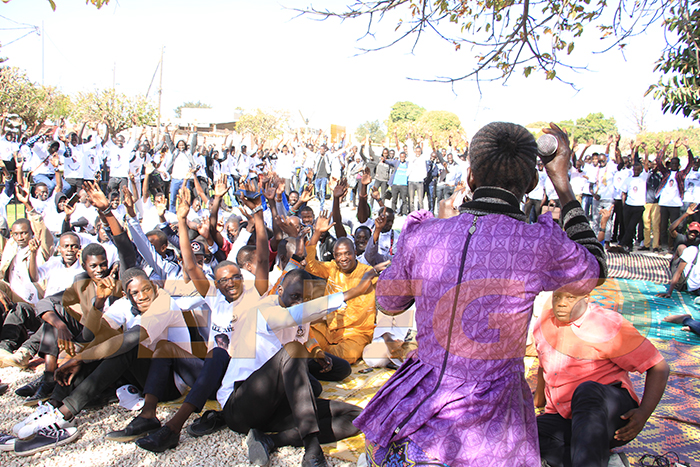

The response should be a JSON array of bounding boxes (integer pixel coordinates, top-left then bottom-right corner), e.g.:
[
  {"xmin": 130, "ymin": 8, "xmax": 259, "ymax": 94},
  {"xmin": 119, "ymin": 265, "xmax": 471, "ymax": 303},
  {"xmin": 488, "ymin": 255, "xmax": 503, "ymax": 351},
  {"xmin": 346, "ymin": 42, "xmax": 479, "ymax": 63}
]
[
  {"xmin": 315, "ymin": 177, "xmax": 328, "ymax": 210},
  {"xmin": 169, "ymin": 178, "xmax": 192, "ymax": 212}
]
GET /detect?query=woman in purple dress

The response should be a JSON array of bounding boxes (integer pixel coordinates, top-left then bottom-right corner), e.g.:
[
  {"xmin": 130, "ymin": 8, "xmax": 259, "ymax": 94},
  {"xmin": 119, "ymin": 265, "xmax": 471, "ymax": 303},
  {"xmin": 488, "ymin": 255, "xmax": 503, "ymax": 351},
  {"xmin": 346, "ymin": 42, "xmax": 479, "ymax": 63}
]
[{"xmin": 354, "ymin": 122, "xmax": 607, "ymax": 466}]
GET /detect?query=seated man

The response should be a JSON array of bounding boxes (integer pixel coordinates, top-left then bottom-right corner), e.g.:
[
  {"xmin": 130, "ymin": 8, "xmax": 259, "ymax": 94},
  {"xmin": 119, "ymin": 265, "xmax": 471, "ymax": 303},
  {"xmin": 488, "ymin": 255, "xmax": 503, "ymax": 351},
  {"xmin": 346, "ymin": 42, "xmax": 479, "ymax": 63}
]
[
  {"xmin": 534, "ymin": 286, "xmax": 669, "ymax": 467},
  {"xmin": 109, "ymin": 188, "xmax": 269, "ymax": 452},
  {"xmin": 657, "ymin": 240, "xmax": 700, "ymax": 298},
  {"xmin": 218, "ymin": 268, "xmax": 374, "ymax": 467},
  {"xmin": 305, "ymin": 211, "xmax": 377, "ymax": 364},
  {"xmin": 12, "ymin": 267, "xmax": 191, "ymax": 455}
]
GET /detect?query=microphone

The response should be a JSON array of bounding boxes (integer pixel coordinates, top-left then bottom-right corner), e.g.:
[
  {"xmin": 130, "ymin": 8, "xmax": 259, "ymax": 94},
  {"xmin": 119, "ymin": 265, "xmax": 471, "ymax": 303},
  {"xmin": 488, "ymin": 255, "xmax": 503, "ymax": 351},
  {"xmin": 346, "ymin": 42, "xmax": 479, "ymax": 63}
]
[{"xmin": 537, "ymin": 134, "xmax": 558, "ymax": 157}]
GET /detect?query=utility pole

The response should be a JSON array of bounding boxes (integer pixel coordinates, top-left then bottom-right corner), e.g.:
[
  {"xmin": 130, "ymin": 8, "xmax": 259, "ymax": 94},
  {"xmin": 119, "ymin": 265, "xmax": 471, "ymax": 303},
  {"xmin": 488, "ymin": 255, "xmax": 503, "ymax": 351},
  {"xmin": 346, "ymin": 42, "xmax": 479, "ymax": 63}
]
[{"xmin": 156, "ymin": 46, "xmax": 164, "ymax": 142}]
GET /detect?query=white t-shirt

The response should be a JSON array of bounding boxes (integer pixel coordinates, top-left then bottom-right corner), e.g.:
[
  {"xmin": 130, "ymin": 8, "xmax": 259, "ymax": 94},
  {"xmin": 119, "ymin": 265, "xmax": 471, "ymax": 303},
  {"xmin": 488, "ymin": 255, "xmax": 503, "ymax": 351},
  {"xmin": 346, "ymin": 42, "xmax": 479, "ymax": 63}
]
[
  {"xmin": 680, "ymin": 246, "xmax": 700, "ymax": 291},
  {"xmin": 9, "ymin": 247, "xmax": 43, "ymax": 304},
  {"xmin": 216, "ymin": 292, "xmax": 345, "ymax": 408},
  {"xmin": 613, "ymin": 167, "xmax": 632, "ymax": 201},
  {"xmin": 620, "ymin": 171, "xmax": 649, "ymax": 206},
  {"xmin": 594, "ymin": 160, "xmax": 617, "ymax": 200},
  {"xmin": 104, "ymin": 292, "xmax": 191, "ymax": 353},
  {"xmin": 569, "ymin": 169, "xmax": 588, "ymax": 196},
  {"xmin": 205, "ymin": 283, "xmax": 261, "ymax": 355},
  {"xmin": 37, "ymin": 256, "xmax": 84, "ymax": 296},
  {"xmin": 528, "ymin": 170, "xmax": 546, "ymax": 200},
  {"xmin": 105, "ymin": 141, "xmax": 132, "ymax": 178},
  {"xmin": 659, "ymin": 171, "xmax": 683, "ymax": 207},
  {"xmin": 684, "ymin": 170, "xmax": 700, "ymax": 203}
]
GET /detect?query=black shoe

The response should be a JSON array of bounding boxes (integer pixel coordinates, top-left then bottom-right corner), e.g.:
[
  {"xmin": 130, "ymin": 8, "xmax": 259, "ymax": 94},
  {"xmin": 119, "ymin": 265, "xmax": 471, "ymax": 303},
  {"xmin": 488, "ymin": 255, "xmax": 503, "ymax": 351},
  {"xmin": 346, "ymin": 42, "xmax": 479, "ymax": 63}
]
[
  {"xmin": 14, "ymin": 426, "xmax": 79, "ymax": 456},
  {"xmin": 247, "ymin": 428, "xmax": 275, "ymax": 466},
  {"xmin": 639, "ymin": 246, "xmax": 650, "ymax": 251},
  {"xmin": 301, "ymin": 451, "xmax": 328, "ymax": 467},
  {"xmin": 186, "ymin": 410, "xmax": 226, "ymax": 438},
  {"xmin": 106, "ymin": 416, "xmax": 161, "ymax": 442},
  {"xmin": 135, "ymin": 426, "xmax": 179, "ymax": 453},
  {"xmin": 15, "ymin": 377, "xmax": 43, "ymax": 398},
  {"xmin": 0, "ymin": 382, "xmax": 7, "ymax": 396},
  {"xmin": 24, "ymin": 381, "xmax": 56, "ymax": 407}
]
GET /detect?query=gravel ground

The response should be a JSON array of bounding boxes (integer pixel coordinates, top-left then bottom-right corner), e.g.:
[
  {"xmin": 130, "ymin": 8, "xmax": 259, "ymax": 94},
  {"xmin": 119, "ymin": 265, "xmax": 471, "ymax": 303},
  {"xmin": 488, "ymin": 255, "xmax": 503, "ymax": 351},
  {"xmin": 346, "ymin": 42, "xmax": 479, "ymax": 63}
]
[{"xmin": 0, "ymin": 366, "xmax": 355, "ymax": 467}]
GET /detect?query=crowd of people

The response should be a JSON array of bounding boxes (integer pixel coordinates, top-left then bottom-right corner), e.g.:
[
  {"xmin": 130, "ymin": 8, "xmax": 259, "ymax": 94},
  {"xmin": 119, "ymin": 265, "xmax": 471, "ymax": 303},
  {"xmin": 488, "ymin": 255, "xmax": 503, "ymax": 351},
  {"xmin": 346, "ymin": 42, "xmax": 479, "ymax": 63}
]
[{"xmin": 0, "ymin": 118, "xmax": 681, "ymax": 466}]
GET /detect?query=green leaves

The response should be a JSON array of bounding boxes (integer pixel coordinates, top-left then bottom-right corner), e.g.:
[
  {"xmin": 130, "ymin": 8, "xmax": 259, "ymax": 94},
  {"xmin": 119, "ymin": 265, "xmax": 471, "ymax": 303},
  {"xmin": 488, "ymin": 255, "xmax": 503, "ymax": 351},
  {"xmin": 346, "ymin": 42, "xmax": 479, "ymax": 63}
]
[
  {"xmin": 235, "ymin": 109, "xmax": 290, "ymax": 142},
  {"xmin": 648, "ymin": 1, "xmax": 700, "ymax": 121}
]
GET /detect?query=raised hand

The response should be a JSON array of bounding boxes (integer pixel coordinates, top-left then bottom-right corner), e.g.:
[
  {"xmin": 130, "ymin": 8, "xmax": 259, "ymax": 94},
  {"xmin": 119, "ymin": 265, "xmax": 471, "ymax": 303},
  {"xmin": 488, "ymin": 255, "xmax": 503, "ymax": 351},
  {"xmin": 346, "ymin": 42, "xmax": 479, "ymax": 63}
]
[
  {"xmin": 314, "ymin": 210, "xmax": 335, "ymax": 233},
  {"xmin": 155, "ymin": 197, "xmax": 167, "ymax": 218},
  {"xmin": 213, "ymin": 175, "xmax": 228, "ymax": 198},
  {"xmin": 177, "ymin": 187, "xmax": 191, "ymax": 221},
  {"xmin": 14, "ymin": 185, "xmax": 30, "ymax": 206},
  {"xmin": 144, "ymin": 162, "xmax": 155, "ymax": 175},
  {"xmin": 361, "ymin": 167, "xmax": 372, "ymax": 186},
  {"xmin": 374, "ymin": 207, "xmax": 388, "ymax": 232},
  {"xmin": 333, "ymin": 178, "xmax": 348, "ymax": 200},
  {"xmin": 687, "ymin": 203, "xmax": 698, "ymax": 216},
  {"xmin": 263, "ymin": 178, "xmax": 277, "ymax": 201},
  {"xmin": 370, "ymin": 186, "xmax": 381, "ymax": 201},
  {"xmin": 540, "ymin": 122, "xmax": 572, "ymax": 180},
  {"xmin": 121, "ymin": 185, "xmax": 136, "ymax": 218},
  {"xmin": 276, "ymin": 215, "xmax": 301, "ymax": 237},
  {"xmin": 238, "ymin": 179, "xmax": 262, "ymax": 211},
  {"xmin": 299, "ymin": 185, "xmax": 313, "ymax": 203},
  {"xmin": 83, "ymin": 181, "xmax": 109, "ymax": 211}
]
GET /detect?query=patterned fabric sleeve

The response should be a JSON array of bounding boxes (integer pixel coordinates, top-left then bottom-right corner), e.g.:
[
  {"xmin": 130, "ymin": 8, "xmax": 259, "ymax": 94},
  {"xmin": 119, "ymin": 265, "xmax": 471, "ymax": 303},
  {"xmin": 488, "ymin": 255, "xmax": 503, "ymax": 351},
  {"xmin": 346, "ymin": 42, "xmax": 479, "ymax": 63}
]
[{"xmin": 561, "ymin": 200, "xmax": 607, "ymax": 279}]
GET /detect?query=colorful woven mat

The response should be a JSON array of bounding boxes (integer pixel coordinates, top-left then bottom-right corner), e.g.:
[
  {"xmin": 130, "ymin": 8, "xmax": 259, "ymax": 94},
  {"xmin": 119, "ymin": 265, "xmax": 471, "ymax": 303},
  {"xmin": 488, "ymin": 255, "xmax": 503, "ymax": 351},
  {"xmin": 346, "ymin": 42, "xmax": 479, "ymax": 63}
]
[
  {"xmin": 591, "ymin": 278, "xmax": 700, "ymax": 345},
  {"xmin": 606, "ymin": 251, "xmax": 671, "ymax": 284},
  {"xmin": 320, "ymin": 362, "xmax": 395, "ymax": 461}
]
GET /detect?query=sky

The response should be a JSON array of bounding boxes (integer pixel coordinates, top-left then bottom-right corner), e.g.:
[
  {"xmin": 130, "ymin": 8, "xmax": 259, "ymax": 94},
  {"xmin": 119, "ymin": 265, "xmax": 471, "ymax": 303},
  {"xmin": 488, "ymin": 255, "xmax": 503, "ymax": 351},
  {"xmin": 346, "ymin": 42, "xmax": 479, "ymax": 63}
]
[{"xmin": 1, "ymin": 0, "xmax": 697, "ymax": 138}]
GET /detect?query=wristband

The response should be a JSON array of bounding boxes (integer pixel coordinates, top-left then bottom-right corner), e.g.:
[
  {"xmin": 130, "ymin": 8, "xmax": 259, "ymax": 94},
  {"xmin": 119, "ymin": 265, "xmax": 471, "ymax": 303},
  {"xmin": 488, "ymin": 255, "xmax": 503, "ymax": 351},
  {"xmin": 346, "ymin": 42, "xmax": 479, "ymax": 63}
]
[
  {"xmin": 99, "ymin": 206, "xmax": 112, "ymax": 215},
  {"xmin": 251, "ymin": 205, "xmax": 264, "ymax": 215},
  {"xmin": 307, "ymin": 343, "xmax": 321, "ymax": 354}
]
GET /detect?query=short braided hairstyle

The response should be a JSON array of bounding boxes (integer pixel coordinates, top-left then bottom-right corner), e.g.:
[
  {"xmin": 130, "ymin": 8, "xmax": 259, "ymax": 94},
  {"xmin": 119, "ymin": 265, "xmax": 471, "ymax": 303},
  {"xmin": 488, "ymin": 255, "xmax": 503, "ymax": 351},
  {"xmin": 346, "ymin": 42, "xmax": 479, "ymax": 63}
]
[{"xmin": 469, "ymin": 122, "xmax": 538, "ymax": 197}]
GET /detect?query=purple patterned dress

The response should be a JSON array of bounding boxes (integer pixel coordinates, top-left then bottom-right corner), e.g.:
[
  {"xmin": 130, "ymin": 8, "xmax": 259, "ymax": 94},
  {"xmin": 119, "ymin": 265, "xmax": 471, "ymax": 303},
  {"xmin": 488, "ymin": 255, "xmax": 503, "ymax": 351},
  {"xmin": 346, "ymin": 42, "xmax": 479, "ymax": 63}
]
[{"xmin": 354, "ymin": 189, "xmax": 602, "ymax": 467}]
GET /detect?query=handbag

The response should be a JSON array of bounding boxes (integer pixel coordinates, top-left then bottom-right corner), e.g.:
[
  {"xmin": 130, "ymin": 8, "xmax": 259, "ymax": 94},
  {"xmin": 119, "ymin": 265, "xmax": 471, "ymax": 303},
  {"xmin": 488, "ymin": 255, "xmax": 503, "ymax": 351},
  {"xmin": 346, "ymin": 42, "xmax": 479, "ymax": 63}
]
[{"xmin": 542, "ymin": 201, "xmax": 561, "ymax": 221}]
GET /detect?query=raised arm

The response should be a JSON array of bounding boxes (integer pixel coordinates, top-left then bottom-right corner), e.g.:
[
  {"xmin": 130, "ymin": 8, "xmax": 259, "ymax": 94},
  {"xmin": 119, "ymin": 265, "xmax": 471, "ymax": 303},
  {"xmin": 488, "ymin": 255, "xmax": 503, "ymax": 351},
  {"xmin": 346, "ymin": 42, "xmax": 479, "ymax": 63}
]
[
  {"xmin": 177, "ymin": 188, "xmax": 210, "ymax": 297},
  {"xmin": 357, "ymin": 168, "xmax": 373, "ymax": 224},
  {"xmin": 331, "ymin": 179, "xmax": 349, "ymax": 239},
  {"xmin": 208, "ymin": 175, "xmax": 228, "ymax": 249},
  {"xmin": 542, "ymin": 123, "xmax": 606, "ymax": 280},
  {"xmin": 238, "ymin": 181, "xmax": 269, "ymax": 295},
  {"xmin": 262, "ymin": 178, "xmax": 284, "ymax": 252}
]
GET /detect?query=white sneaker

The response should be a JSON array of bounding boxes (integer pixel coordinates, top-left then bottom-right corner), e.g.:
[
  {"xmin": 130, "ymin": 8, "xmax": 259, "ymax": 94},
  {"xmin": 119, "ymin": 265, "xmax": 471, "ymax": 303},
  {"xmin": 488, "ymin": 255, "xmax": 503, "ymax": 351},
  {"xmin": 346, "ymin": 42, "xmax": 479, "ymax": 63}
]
[
  {"xmin": 12, "ymin": 401, "xmax": 53, "ymax": 436},
  {"xmin": 17, "ymin": 406, "xmax": 74, "ymax": 440}
]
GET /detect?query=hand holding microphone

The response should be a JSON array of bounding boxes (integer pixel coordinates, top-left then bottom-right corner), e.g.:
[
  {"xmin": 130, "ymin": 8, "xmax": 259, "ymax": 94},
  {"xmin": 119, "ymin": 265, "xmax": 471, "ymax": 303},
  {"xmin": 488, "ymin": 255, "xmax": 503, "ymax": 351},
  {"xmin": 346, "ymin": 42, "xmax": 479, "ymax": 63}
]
[{"xmin": 539, "ymin": 123, "xmax": 575, "ymax": 206}]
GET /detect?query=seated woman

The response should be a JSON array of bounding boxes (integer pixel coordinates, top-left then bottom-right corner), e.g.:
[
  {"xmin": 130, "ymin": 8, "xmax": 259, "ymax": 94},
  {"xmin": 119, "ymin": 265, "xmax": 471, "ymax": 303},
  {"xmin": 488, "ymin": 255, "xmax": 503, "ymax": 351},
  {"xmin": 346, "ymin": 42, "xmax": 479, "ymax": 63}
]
[{"xmin": 354, "ymin": 122, "xmax": 607, "ymax": 466}]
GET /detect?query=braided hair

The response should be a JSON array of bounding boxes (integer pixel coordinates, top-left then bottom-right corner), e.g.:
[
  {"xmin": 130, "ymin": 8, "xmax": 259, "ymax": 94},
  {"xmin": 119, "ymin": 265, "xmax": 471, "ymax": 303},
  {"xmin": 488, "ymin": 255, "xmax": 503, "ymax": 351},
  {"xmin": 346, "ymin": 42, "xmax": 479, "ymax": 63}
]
[{"xmin": 469, "ymin": 122, "xmax": 538, "ymax": 197}]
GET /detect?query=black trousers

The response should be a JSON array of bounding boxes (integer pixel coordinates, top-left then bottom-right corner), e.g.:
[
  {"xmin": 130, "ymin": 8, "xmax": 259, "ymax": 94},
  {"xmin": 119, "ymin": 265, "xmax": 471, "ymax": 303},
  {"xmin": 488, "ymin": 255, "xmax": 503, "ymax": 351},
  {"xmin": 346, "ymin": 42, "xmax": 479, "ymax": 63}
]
[
  {"xmin": 52, "ymin": 345, "xmax": 151, "ymax": 417},
  {"xmin": 0, "ymin": 303, "xmax": 41, "ymax": 352},
  {"xmin": 38, "ymin": 304, "xmax": 91, "ymax": 358},
  {"xmin": 537, "ymin": 381, "xmax": 638, "ymax": 467},
  {"xmin": 391, "ymin": 185, "xmax": 409, "ymax": 215},
  {"xmin": 612, "ymin": 199, "xmax": 625, "ymax": 242},
  {"xmin": 143, "ymin": 343, "xmax": 229, "ymax": 412},
  {"xmin": 222, "ymin": 344, "xmax": 361, "ymax": 446},
  {"xmin": 308, "ymin": 353, "xmax": 351, "ymax": 382},
  {"xmin": 659, "ymin": 206, "xmax": 681, "ymax": 249},
  {"xmin": 620, "ymin": 205, "xmax": 645, "ymax": 248}
]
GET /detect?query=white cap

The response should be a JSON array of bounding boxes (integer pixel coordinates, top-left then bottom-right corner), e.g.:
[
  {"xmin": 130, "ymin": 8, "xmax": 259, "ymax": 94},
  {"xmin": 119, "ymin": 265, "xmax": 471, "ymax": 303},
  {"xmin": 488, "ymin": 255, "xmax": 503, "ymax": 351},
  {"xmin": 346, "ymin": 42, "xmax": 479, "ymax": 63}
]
[{"xmin": 116, "ymin": 384, "xmax": 145, "ymax": 411}]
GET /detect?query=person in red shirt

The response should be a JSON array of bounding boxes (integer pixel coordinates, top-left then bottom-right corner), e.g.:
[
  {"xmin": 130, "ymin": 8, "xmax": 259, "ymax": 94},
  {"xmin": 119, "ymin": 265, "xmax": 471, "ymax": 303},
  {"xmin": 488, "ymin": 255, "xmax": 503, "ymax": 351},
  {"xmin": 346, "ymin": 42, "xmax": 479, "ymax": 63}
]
[{"xmin": 533, "ymin": 286, "xmax": 669, "ymax": 467}]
